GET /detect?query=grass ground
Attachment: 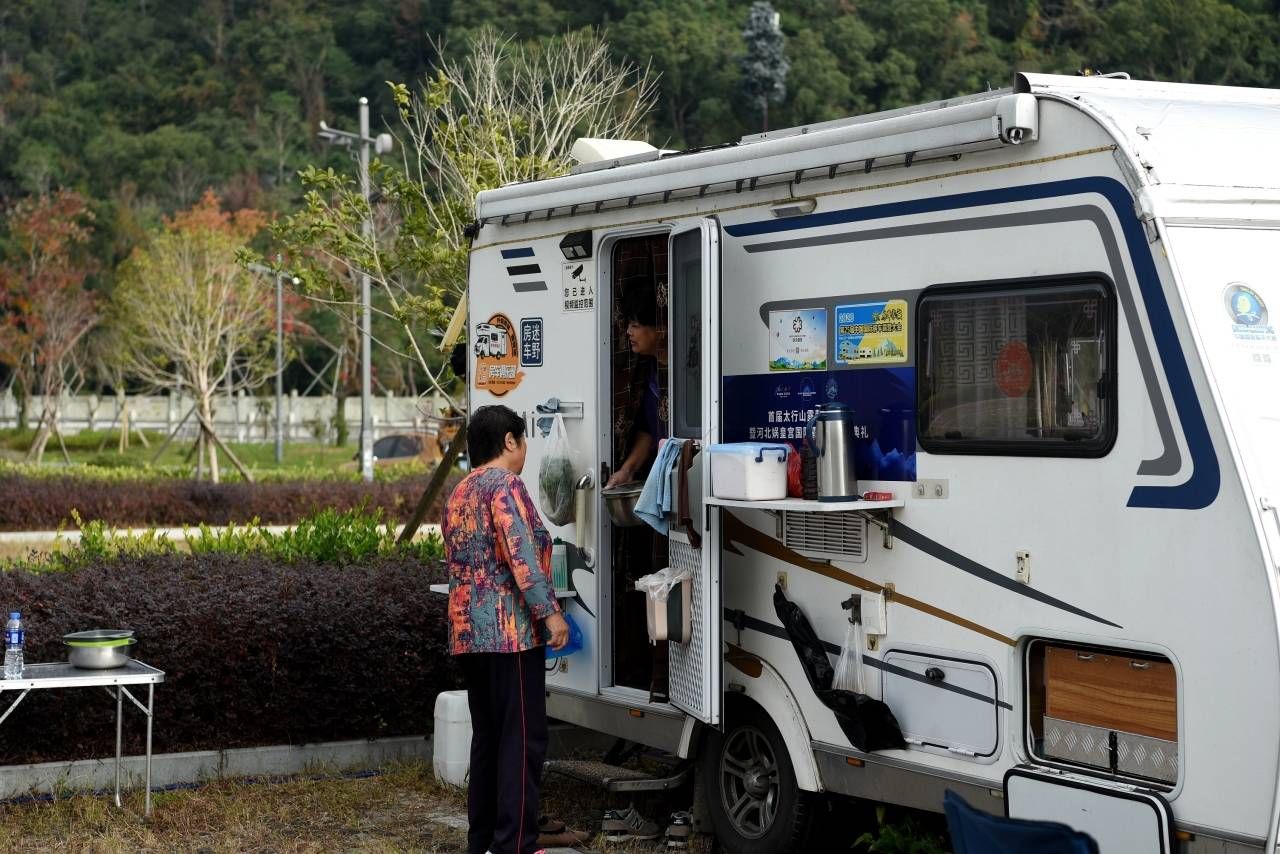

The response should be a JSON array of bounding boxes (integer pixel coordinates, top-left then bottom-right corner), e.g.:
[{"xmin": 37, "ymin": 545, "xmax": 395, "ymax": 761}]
[
  {"xmin": 0, "ymin": 428, "xmax": 370, "ymax": 479},
  {"xmin": 0, "ymin": 763, "xmax": 715, "ymax": 853}
]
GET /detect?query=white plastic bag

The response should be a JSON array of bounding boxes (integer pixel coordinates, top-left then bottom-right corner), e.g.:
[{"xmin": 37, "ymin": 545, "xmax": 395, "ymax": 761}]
[
  {"xmin": 634, "ymin": 566, "xmax": 693, "ymax": 601},
  {"xmin": 832, "ymin": 620, "xmax": 865, "ymax": 694},
  {"xmin": 635, "ymin": 566, "xmax": 694, "ymax": 644},
  {"xmin": 538, "ymin": 414, "xmax": 575, "ymax": 526}
]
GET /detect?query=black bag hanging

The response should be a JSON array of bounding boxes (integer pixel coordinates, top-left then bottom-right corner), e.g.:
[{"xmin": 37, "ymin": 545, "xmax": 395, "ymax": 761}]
[{"xmin": 771, "ymin": 585, "xmax": 906, "ymax": 753}]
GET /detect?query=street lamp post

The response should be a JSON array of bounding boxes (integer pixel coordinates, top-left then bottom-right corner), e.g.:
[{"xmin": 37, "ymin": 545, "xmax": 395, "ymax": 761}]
[{"xmin": 318, "ymin": 98, "xmax": 393, "ymax": 483}]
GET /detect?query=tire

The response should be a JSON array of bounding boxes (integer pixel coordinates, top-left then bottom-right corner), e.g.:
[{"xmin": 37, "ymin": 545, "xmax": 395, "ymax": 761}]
[{"xmin": 701, "ymin": 700, "xmax": 817, "ymax": 853}]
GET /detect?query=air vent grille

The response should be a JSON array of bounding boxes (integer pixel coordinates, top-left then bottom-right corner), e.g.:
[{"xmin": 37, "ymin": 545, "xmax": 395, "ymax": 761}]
[{"xmin": 783, "ymin": 511, "xmax": 867, "ymax": 562}]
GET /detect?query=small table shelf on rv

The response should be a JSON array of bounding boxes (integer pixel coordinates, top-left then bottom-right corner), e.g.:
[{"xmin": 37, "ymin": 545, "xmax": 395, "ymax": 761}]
[
  {"xmin": 705, "ymin": 495, "xmax": 905, "ymax": 549},
  {"xmin": 428, "ymin": 584, "xmax": 576, "ymax": 598}
]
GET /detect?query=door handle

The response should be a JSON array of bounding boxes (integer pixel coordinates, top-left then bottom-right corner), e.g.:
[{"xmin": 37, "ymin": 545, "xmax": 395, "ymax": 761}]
[
  {"xmin": 1262, "ymin": 497, "xmax": 1280, "ymax": 569},
  {"xmin": 924, "ymin": 667, "xmax": 945, "ymax": 682}
]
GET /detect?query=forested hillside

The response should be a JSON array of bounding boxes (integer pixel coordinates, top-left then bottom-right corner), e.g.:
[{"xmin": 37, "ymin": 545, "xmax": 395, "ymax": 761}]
[{"xmin": 1, "ymin": 0, "xmax": 1278, "ymax": 391}]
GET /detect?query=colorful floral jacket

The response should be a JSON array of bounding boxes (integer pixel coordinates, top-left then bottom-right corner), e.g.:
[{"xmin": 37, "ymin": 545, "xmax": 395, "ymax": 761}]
[{"xmin": 442, "ymin": 467, "xmax": 560, "ymax": 654}]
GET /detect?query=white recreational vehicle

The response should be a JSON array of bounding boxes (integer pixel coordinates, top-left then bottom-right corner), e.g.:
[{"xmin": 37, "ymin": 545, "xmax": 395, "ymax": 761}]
[{"xmin": 464, "ymin": 73, "xmax": 1280, "ymax": 852}]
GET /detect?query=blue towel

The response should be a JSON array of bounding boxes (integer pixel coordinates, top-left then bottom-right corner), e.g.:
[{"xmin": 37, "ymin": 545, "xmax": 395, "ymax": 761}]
[{"xmin": 635, "ymin": 438, "xmax": 685, "ymax": 535}]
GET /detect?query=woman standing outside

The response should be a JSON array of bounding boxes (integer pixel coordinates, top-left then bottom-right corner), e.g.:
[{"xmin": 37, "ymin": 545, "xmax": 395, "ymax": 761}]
[{"xmin": 443, "ymin": 405, "xmax": 570, "ymax": 854}]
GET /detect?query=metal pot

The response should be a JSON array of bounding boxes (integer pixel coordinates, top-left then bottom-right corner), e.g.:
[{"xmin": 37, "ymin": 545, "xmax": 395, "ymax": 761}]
[
  {"xmin": 67, "ymin": 638, "xmax": 136, "ymax": 670},
  {"xmin": 602, "ymin": 481, "xmax": 645, "ymax": 528},
  {"xmin": 64, "ymin": 629, "xmax": 134, "ymax": 645}
]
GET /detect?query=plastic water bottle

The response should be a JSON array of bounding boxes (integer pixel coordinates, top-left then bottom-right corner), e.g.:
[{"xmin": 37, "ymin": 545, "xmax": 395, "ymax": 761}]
[{"xmin": 4, "ymin": 612, "xmax": 24, "ymax": 680}]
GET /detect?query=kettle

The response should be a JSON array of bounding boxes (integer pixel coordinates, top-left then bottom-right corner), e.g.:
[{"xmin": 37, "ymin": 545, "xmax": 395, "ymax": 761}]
[{"xmin": 805, "ymin": 403, "xmax": 859, "ymax": 501}]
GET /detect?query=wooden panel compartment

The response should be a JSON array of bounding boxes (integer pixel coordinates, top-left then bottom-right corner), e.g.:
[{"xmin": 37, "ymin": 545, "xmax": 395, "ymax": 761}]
[{"xmin": 1044, "ymin": 645, "xmax": 1176, "ymax": 741}]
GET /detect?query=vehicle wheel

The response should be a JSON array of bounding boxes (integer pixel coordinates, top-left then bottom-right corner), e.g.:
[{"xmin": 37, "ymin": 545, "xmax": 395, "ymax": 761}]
[{"xmin": 701, "ymin": 700, "xmax": 816, "ymax": 853}]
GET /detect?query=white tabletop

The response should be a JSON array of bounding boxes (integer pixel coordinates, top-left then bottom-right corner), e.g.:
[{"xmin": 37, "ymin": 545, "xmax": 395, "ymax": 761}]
[{"xmin": 0, "ymin": 660, "xmax": 165, "ymax": 690}]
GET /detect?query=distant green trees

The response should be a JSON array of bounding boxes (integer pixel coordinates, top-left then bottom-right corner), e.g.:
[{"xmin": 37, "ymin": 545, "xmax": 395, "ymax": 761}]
[{"xmin": 2, "ymin": 0, "xmax": 1280, "ymax": 397}]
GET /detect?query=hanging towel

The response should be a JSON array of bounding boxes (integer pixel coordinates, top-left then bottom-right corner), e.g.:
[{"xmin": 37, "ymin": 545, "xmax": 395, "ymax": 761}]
[{"xmin": 635, "ymin": 438, "xmax": 685, "ymax": 535}]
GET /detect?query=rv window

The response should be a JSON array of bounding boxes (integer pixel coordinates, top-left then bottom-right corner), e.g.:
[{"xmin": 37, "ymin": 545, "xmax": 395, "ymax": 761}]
[
  {"xmin": 918, "ymin": 278, "xmax": 1115, "ymax": 456},
  {"xmin": 670, "ymin": 229, "xmax": 702, "ymax": 439}
]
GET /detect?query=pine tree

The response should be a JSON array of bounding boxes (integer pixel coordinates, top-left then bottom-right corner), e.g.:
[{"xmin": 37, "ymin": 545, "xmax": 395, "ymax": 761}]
[{"xmin": 740, "ymin": 1, "xmax": 790, "ymax": 132}]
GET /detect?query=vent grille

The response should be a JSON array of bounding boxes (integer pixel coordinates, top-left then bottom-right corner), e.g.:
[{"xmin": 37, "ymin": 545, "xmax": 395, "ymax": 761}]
[
  {"xmin": 667, "ymin": 531, "xmax": 707, "ymax": 717},
  {"xmin": 783, "ymin": 511, "xmax": 867, "ymax": 562}
]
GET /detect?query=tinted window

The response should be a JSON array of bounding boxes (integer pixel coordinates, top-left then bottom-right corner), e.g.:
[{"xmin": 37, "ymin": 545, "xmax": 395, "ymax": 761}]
[
  {"xmin": 918, "ymin": 278, "xmax": 1115, "ymax": 456},
  {"xmin": 670, "ymin": 229, "xmax": 702, "ymax": 439}
]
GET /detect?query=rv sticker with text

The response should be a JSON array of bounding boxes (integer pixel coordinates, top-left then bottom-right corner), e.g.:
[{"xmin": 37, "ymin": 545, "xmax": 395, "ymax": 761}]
[
  {"xmin": 474, "ymin": 313, "xmax": 524, "ymax": 396},
  {"xmin": 769, "ymin": 308, "xmax": 828, "ymax": 371},
  {"xmin": 562, "ymin": 261, "xmax": 595, "ymax": 312},
  {"xmin": 835, "ymin": 300, "xmax": 908, "ymax": 366}
]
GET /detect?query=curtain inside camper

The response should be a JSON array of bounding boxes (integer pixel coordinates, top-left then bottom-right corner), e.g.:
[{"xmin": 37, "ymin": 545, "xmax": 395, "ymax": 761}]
[{"xmin": 919, "ymin": 281, "xmax": 1112, "ymax": 452}]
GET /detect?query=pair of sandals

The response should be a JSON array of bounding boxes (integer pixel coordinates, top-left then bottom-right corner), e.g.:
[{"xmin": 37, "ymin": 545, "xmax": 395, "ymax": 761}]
[{"xmin": 537, "ymin": 814, "xmax": 591, "ymax": 848}]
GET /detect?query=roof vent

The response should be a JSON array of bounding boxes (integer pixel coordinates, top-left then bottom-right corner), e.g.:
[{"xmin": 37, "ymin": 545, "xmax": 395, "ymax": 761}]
[{"xmin": 569, "ymin": 138, "xmax": 662, "ymax": 174}]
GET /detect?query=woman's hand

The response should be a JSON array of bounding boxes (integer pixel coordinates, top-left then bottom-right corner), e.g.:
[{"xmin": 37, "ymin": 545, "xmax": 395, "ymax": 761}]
[
  {"xmin": 605, "ymin": 466, "xmax": 635, "ymax": 488},
  {"xmin": 545, "ymin": 612, "xmax": 570, "ymax": 650}
]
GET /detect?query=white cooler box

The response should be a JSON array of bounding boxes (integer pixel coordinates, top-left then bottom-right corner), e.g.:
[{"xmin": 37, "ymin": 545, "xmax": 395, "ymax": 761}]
[{"xmin": 708, "ymin": 442, "xmax": 790, "ymax": 501}]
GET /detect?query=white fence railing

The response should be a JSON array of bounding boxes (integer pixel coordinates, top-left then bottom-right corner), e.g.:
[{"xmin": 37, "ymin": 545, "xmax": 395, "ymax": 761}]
[{"xmin": 0, "ymin": 391, "xmax": 448, "ymax": 444}]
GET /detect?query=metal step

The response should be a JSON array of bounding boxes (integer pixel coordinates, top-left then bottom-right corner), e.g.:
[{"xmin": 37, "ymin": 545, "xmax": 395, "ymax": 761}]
[{"xmin": 544, "ymin": 758, "xmax": 691, "ymax": 793}]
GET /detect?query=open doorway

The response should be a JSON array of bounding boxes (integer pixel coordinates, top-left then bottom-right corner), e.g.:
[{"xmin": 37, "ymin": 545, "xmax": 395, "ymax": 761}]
[{"xmin": 606, "ymin": 234, "xmax": 670, "ymax": 698}]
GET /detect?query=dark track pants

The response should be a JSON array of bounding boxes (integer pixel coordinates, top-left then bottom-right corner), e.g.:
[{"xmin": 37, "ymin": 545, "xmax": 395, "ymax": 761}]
[{"xmin": 458, "ymin": 647, "xmax": 548, "ymax": 854}]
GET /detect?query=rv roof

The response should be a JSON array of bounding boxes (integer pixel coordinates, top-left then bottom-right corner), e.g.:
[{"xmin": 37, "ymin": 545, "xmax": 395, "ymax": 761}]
[{"xmin": 475, "ymin": 73, "xmax": 1280, "ymax": 224}]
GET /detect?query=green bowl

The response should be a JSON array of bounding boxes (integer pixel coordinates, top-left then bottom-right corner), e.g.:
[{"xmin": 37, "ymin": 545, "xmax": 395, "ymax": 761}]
[{"xmin": 65, "ymin": 637, "xmax": 134, "ymax": 648}]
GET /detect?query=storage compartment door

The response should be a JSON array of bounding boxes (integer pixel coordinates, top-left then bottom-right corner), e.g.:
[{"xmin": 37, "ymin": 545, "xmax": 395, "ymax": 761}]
[
  {"xmin": 666, "ymin": 219, "xmax": 722, "ymax": 726},
  {"xmin": 1005, "ymin": 767, "xmax": 1174, "ymax": 854},
  {"xmin": 881, "ymin": 651, "xmax": 999, "ymax": 757}
]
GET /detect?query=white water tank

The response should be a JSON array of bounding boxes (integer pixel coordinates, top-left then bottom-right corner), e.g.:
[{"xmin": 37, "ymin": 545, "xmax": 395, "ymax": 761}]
[{"xmin": 433, "ymin": 690, "xmax": 472, "ymax": 787}]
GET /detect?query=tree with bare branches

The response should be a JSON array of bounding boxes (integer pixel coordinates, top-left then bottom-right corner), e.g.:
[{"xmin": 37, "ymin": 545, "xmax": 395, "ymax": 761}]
[
  {"xmin": 112, "ymin": 192, "xmax": 275, "ymax": 483},
  {"xmin": 269, "ymin": 28, "xmax": 657, "ymax": 414},
  {"xmin": 0, "ymin": 191, "xmax": 100, "ymax": 463}
]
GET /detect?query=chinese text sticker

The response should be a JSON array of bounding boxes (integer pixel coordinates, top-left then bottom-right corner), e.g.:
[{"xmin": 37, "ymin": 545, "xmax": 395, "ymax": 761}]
[
  {"xmin": 562, "ymin": 261, "xmax": 595, "ymax": 312},
  {"xmin": 769, "ymin": 308, "xmax": 828, "ymax": 371}
]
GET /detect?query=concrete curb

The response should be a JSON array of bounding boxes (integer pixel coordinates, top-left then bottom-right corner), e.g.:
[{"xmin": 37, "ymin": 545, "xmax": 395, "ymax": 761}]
[
  {"xmin": 0, "ymin": 722, "xmax": 611, "ymax": 800},
  {"xmin": 0, "ymin": 735, "xmax": 433, "ymax": 800}
]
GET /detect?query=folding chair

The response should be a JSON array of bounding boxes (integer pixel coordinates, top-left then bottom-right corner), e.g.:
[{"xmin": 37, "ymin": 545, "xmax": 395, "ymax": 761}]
[{"xmin": 944, "ymin": 790, "xmax": 1100, "ymax": 854}]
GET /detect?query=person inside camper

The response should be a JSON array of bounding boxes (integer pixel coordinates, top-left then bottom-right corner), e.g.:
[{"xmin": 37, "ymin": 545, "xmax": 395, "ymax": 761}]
[{"xmin": 606, "ymin": 283, "xmax": 668, "ymax": 489}]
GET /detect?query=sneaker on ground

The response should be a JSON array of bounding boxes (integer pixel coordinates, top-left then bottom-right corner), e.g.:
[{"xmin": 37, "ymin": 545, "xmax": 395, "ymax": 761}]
[
  {"xmin": 602, "ymin": 806, "xmax": 661, "ymax": 842},
  {"xmin": 665, "ymin": 810, "xmax": 693, "ymax": 849}
]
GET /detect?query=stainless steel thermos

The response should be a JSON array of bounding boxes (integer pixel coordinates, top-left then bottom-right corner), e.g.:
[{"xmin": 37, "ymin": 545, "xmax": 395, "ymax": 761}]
[{"xmin": 804, "ymin": 403, "xmax": 859, "ymax": 501}]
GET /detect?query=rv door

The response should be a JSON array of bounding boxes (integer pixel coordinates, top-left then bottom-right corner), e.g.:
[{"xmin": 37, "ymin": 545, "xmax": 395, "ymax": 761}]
[{"xmin": 667, "ymin": 220, "xmax": 722, "ymax": 726}]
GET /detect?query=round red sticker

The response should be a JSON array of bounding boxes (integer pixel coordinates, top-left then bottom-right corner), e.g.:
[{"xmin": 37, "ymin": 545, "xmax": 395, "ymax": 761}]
[{"xmin": 995, "ymin": 341, "xmax": 1032, "ymax": 397}]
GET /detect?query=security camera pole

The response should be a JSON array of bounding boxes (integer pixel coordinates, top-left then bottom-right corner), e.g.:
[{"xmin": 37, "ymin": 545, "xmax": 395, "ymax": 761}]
[{"xmin": 318, "ymin": 98, "xmax": 394, "ymax": 482}]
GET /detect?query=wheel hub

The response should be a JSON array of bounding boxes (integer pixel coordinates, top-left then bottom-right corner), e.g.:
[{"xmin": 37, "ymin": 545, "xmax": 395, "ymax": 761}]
[
  {"xmin": 719, "ymin": 725, "xmax": 780, "ymax": 839},
  {"xmin": 743, "ymin": 766, "xmax": 770, "ymax": 798}
]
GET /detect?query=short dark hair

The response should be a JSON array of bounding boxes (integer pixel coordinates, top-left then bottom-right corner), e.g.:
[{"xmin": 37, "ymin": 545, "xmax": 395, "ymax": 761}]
[
  {"xmin": 467, "ymin": 405, "xmax": 525, "ymax": 465},
  {"xmin": 622, "ymin": 283, "xmax": 657, "ymax": 327}
]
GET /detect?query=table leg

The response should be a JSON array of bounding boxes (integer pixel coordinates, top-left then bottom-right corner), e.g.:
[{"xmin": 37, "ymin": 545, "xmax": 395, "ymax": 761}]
[
  {"xmin": 145, "ymin": 684, "xmax": 154, "ymax": 818},
  {"xmin": 114, "ymin": 687, "xmax": 123, "ymax": 809}
]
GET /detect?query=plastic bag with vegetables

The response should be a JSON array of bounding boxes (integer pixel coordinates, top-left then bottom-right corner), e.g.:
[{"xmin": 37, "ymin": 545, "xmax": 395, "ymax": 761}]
[{"xmin": 538, "ymin": 413, "xmax": 575, "ymax": 526}]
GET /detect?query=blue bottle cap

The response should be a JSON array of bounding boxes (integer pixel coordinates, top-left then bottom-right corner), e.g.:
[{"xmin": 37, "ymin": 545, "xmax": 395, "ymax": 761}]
[{"xmin": 8, "ymin": 612, "xmax": 18, "ymax": 620}]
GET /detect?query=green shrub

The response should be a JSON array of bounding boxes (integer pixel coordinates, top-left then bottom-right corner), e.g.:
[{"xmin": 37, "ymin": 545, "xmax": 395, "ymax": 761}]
[{"xmin": 3, "ymin": 507, "xmax": 443, "ymax": 573}]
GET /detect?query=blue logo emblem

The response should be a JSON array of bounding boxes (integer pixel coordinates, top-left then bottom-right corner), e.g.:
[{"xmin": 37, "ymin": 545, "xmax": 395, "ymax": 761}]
[
  {"xmin": 1225, "ymin": 283, "xmax": 1267, "ymax": 327},
  {"xmin": 798, "ymin": 378, "xmax": 816, "ymax": 400},
  {"xmin": 824, "ymin": 377, "xmax": 839, "ymax": 400}
]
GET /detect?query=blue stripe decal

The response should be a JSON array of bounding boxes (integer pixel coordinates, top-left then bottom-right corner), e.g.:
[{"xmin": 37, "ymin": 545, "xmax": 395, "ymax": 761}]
[
  {"xmin": 725, "ymin": 177, "xmax": 1219, "ymax": 510},
  {"xmin": 501, "ymin": 247, "xmax": 535, "ymax": 259}
]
